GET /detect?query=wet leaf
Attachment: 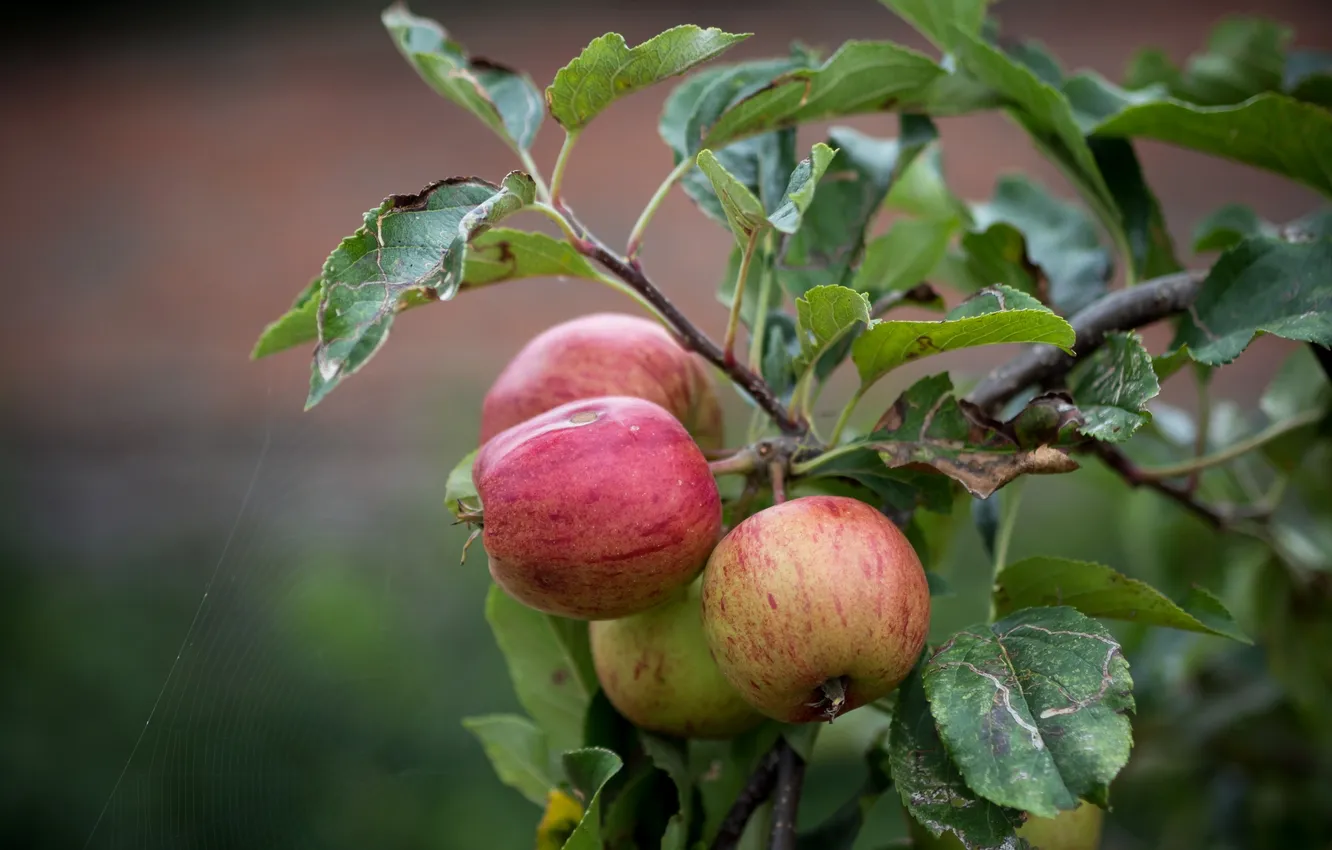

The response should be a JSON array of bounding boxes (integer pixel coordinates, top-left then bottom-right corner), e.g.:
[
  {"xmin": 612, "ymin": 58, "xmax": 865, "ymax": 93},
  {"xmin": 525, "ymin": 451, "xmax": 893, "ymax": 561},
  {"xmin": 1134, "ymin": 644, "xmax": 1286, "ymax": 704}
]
[
  {"xmin": 924, "ymin": 606, "xmax": 1135, "ymax": 816},
  {"xmin": 547, "ymin": 26, "xmax": 749, "ymax": 132},
  {"xmin": 994, "ymin": 556, "xmax": 1250, "ymax": 642}
]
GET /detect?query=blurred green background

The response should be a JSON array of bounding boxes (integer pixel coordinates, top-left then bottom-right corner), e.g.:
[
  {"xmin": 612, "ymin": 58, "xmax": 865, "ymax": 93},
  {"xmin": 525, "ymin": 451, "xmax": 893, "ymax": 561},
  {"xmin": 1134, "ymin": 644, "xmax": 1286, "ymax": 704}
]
[{"xmin": 3, "ymin": 0, "xmax": 1330, "ymax": 847}]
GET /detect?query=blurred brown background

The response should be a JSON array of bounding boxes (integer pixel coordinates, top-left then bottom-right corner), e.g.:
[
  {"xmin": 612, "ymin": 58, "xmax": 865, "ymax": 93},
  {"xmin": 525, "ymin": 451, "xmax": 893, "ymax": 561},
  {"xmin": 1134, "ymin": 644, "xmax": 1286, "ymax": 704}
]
[{"xmin": 1, "ymin": 1, "xmax": 1328, "ymax": 848}]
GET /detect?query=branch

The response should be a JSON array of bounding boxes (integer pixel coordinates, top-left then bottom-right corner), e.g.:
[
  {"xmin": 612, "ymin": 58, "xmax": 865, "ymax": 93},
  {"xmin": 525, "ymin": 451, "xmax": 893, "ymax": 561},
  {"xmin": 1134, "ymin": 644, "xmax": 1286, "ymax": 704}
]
[
  {"xmin": 710, "ymin": 743, "xmax": 784, "ymax": 850},
  {"xmin": 768, "ymin": 741, "xmax": 807, "ymax": 850},
  {"xmin": 568, "ymin": 217, "xmax": 803, "ymax": 433},
  {"xmin": 1091, "ymin": 443, "xmax": 1241, "ymax": 530},
  {"xmin": 967, "ymin": 270, "xmax": 1207, "ymax": 414}
]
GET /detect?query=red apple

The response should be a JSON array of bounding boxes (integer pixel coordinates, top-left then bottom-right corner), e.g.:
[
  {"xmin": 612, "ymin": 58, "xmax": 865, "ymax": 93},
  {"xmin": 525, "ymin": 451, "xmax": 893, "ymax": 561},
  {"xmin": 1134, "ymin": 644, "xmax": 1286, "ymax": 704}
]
[
  {"xmin": 701, "ymin": 496, "xmax": 929, "ymax": 723},
  {"xmin": 590, "ymin": 578, "xmax": 764, "ymax": 739},
  {"xmin": 480, "ymin": 313, "xmax": 724, "ymax": 449},
  {"xmin": 474, "ymin": 396, "xmax": 722, "ymax": 620}
]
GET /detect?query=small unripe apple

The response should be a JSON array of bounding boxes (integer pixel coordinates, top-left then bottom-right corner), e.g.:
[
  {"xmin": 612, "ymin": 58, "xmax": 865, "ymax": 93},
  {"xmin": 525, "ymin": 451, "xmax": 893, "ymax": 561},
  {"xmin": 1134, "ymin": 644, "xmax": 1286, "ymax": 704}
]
[
  {"xmin": 480, "ymin": 313, "xmax": 724, "ymax": 449},
  {"xmin": 701, "ymin": 496, "xmax": 929, "ymax": 723},
  {"xmin": 474, "ymin": 396, "xmax": 722, "ymax": 620},
  {"xmin": 907, "ymin": 800, "xmax": 1104, "ymax": 850},
  {"xmin": 590, "ymin": 578, "xmax": 764, "ymax": 738}
]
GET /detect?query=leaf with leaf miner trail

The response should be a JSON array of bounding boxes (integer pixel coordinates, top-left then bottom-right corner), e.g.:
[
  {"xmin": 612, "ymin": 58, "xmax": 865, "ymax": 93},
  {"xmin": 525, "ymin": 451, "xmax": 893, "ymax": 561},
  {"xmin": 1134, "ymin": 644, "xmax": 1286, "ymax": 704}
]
[
  {"xmin": 994, "ymin": 556, "xmax": 1251, "ymax": 642},
  {"xmin": 383, "ymin": 4, "xmax": 543, "ymax": 150},
  {"xmin": 547, "ymin": 26, "xmax": 749, "ymax": 132},
  {"xmin": 307, "ymin": 174, "xmax": 535, "ymax": 408},
  {"xmin": 867, "ymin": 373, "xmax": 1080, "ymax": 499},
  {"xmin": 890, "ymin": 664, "xmax": 1025, "ymax": 850},
  {"xmin": 1067, "ymin": 331, "xmax": 1160, "ymax": 443},
  {"xmin": 923, "ymin": 606, "xmax": 1135, "ymax": 817},
  {"xmin": 1171, "ymin": 235, "xmax": 1332, "ymax": 366},
  {"xmin": 851, "ymin": 285, "xmax": 1075, "ymax": 392}
]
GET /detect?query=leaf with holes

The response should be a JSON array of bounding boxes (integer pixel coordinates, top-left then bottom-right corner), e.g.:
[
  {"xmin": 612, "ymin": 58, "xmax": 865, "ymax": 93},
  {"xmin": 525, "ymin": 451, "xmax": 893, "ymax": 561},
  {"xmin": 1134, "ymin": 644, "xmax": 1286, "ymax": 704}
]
[
  {"xmin": 486, "ymin": 585, "xmax": 596, "ymax": 758},
  {"xmin": 561, "ymin": 748, "xmax": 624, "ymax": 850},
  {"xmin": 702, "ymin": 41, "xmax": 944, "ymax": 148},
  {"xmin": 547, "ymin": 26, "xmax": 749, "ymax": 132},
  {"xmin": 866, "ymin": 373, "xmax": 1080, "ymax": 499},
  {"xmin": 461, "ymin": 714, "xmax": 554, "ymax": 807},
  {"xmin": 307, "ymin": 174, "xmax": 536, "ymax": 408},
  {"xmin": 1067, "ymin": 331, "xmax": 1160, "ymax": 443},
  {"xmin": 970, "ymin": 174, "xmax": 1113, "ymax": 314},
  {"xmin": 383, "ymin": 4, "xmax": 543, "ymax": 150},
  {"xmin": 890, "ymin": 664, "xmax": 1025, "ymax": 849},
  {"xmin": 1171, "ymin": 236, "xmax": 1332, "ymax": 365},
  {"xmin": 698, "ymin": 143, "xmax": 835, "ymax": 244},
  {"xmin": 924, "ymin": 606, "xmax": 1135, "ymax": 816},
  {"xmin": 794, "ymin": 285, "xmax": 872, "ymax": 377},
  {"xmin": 778, "ymin": 119, "xmax": 937, "ymax": 299},
  {"xmin": 994, "ymin": 557, "xmax": 1251, "ymax": 642},
  {"xmin": 852, "ymin": 285, "xmax": 1075, "ymax": 391}
]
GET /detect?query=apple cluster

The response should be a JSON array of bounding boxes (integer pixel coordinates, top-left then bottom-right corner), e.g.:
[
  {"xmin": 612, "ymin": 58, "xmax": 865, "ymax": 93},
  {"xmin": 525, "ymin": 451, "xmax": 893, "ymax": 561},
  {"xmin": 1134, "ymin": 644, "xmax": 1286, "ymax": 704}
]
[{"xmin": 471, "ymin": 313, "xmax": 931, "ymax": 737}]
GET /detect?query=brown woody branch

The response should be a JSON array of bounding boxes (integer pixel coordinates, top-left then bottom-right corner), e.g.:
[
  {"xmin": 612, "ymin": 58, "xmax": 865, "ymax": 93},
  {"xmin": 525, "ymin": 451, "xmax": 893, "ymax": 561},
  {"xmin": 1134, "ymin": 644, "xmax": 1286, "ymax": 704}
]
[
  {"xmin": 967, "ymin": 270, "xmax": 1207, "ymax": 415},
  {"xmin": 562, "ymin": 208, "xmax": 803, "ymax": 434},
  {"xmin": 768, "ymin": 742, "xmax": 807, "ymax": 850},
  {"xmin": 710, "ymin": 742, "xmax": 785, "ymax": 850}
]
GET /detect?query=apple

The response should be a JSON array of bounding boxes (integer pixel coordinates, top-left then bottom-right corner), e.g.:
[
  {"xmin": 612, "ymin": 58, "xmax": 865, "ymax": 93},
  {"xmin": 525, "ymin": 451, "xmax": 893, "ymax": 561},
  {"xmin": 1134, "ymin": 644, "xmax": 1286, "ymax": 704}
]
[
  {"xmin": 907, "ymin": 800, "xmax": 1105, "ymax": 849},
  {"xmin": 474, "ymin": 395, "xmax": 722, "ymax": 620},
  {"xmin": 590, "ymin": 578, "xmax": 764, "ymax": 739},
  {"xmin": 700, "ymin": 495, "xmax": 929, "ymax": 723},
  {"xmin": 480, "ymin": 313, "xmax": 724, "ymax": 449}
]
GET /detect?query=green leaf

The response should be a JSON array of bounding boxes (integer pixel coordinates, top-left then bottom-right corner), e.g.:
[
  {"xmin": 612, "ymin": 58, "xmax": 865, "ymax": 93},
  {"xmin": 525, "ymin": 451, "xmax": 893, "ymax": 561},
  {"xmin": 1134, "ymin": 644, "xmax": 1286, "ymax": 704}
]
[
  {"xmin": 852, "ymin": 285, "xmax": 1075, "ymax": 390},
  {"xmin": 1192, "ymin": 203, "xmax": 1279, "ymax": 252},
  {"xmin": 1286, "ymin": 49, "xmax": 1332, "ymax": 107},
  {"xmin": 702, "ymin": 41, "xmax": 944, "ymax": 148},
  {"xmin": 547, "ymin": 26, "xmax": 749, "ymax": 132},
  {"xmin": 994, "ymin": 557, "xmax": 1251, "ymax": 642},
  {"xmin": 382, "ymin": 4, "xmax": 543, "ymax": 150},
  {"xmin": 461, "ymin": 714, "xmax": 554, "ymax": 806},
  {"xmin": 445, "ymin": 448, "xmax": 480, "ymax": 519},
  {"xmin": 641, "ymin": 734, "xmax": 693, "ymax": 850},
  {"xmin": 1067, "ymin": 331, "xmax": 1160, "ymax": 443},
  {"xmin": 779, "ymin": 119, "xmax": 937, "ymax": 300},
  {"xmin": 852, "ymin": 218, "xmax": 956, "ymax": 304},
  {"xmin": 1172, "ymin": 16, "xmax": 1290, "ymax": 106},
  {"xmin": 561, "ymin": 748, "xmax": 624, "ymax": 850},
  {"xmin": 924, "ymin": 606, "xmax": 1135, "ymax": 816},
  {"xmin": 867, "ymin": 373, "xmax": 1080, "ymax": 499},
  {"xmin": 1261, "ymin": 345, "xmax": 1332, "ymax": 423},
  {"xmin": 883, "ymin": 144, "xmax": 970, "ymax": 222},
  {"xmin": 307, "ymin": 174, "xmax": 535, "ymax": 408},
  {"xmin": 252, "ymin": 278, "xmax": 321, "ymax": 359},
  {"xmin": 890, "ymin": 664, "xmax": 1024, "ymax": 849},
  {"xmin": 794, "ymin": 285, "xmax": 872, "ymax": 376},
  {"xmin": 1171, "ymin": 236, "xmax": 1332, "ymax": 365},
  {"xmin": 879, "ymin": 0, "xmax": 990, "ymax": 53},
  {"xmin": 1090, "ymin": 92, "xmax": 1332, "ymax": 197},
  {"xmin": 463, "ymin": 229, "xmax": 604, "ymax": 286},
  {"xmin": 970, "ymin": 175, "xmax": 1112, "ymax": 314},
  {"xmin": 796, "ymin": 739, "xmax": 894, "ymax": 850},
  {"xmin": 950, "ymin": 31, "xmax": 1120, "ymax": 238},
  {"xmin": 1124, "ymin": 48, "xmax": 1179, "ymax": 92},
  {"xmin": 760, "ymin": 312, "xmax": 800, "ymax": 399},
  {"xmin": 486, "ymin": 585, "xmax": 595, "ymax": 757},
  {"xmin": 1086, "ymin": 136, "xmax": 1182, "ymax": 279},
  {"xmin": 698, "ymin": 143, "xmax": 835, "ymax": 244}
]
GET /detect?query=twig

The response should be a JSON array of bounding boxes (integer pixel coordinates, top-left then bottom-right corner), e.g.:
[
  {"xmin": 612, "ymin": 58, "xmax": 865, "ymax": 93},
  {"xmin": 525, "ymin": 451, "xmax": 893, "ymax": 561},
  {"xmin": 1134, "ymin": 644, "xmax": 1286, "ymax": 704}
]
[
  {"xmin": 710, "ymin": 743, "xmax": 784, "ymax": 850},
  {"xmin": 967, "ymin": 270, "xmax": 1207, "ymax": 414},
  {"xmin": 569, "ymin": 221, "xmax": 803, "ymax": 433},
  {"xmin": 1092, "ymin": 443, "xmax": 1231, "ymax": 529},
  {"xmin": 769, "ymin": 459, "xmax": 787, "ymax": 505},
  {"xmin": 1134, "ymin": 407, "xmax": 1325, "ymax": 481},
  {"xmin": 768, "ymin": 741, "xmax": 807, "ymax": 850},
  {"xmin": 710, "ymin": 449, "xmax": 761, "ymax": 477}
]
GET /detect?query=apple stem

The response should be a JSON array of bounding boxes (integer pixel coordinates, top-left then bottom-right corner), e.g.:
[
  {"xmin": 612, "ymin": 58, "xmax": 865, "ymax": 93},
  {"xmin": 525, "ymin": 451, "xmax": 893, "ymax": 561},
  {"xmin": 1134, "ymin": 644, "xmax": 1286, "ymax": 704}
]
[
  {"xmin": 768, "ymin": 741, "xmax": 806, "ymax": 850},
  {"xmin": 709, "ymin": 449, "xmax": 759, "ymax": 477},
  {"xmin": 768, "ymin": 460, "xmax": 787, "ymax": 505}
]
